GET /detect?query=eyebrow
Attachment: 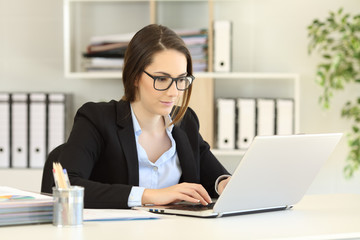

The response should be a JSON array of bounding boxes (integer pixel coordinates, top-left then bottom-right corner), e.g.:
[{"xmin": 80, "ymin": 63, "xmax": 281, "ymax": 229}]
[{"xmin": 153, "ymin": 71, "xmax": 188, "ymax": 77}]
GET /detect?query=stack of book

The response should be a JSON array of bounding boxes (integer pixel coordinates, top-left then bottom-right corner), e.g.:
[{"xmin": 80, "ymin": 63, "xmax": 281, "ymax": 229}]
[
  {"xmin": 82, "ymin": 28, "xmax": 208, "ymax": 73},
  {"xmin": 0, "ymin": 186, "xmax": 54, "ymax": 226},
  {"xmin": 82, "ymin": 32, "xmax": 135, "ymax": 72},
  {"xmin": 176, "ymin": 29, "xmax": 208, "ymax": 72}
]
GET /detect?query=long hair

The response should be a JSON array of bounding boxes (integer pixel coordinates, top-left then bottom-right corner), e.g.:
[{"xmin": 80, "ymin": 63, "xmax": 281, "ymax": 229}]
[{"xmin": 122, "ymin": 24, "xmax": 193, "ymax": 125}]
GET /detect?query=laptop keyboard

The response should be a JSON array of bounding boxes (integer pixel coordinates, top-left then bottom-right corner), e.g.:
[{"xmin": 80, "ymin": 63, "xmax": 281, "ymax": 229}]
[{"xmin": 167, "ymin": 202, "xmax": 215, "ymax": 211}]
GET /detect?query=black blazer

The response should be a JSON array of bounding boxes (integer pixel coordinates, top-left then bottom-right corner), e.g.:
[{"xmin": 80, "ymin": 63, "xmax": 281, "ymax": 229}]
[{"xmin": 59, "ymin": 100, "xmax": 229, "ymax": 209}]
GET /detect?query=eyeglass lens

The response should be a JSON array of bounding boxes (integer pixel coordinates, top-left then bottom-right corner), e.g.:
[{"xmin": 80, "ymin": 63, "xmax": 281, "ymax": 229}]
[{"xmin": 155, "ymin": 77, "xmax": 191, "ymax": 90}]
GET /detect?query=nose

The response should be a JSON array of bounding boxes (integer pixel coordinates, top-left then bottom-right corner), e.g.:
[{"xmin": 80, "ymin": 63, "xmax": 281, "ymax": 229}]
[{"xmin": 166, "ymin": 80, "xmax": 179, "ymax": 96}]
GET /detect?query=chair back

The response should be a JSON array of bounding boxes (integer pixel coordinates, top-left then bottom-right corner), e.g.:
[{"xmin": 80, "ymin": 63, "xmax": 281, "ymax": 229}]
[{"xmin": 41, "ymin": 144, "xmax": 65, "ymax": 194}]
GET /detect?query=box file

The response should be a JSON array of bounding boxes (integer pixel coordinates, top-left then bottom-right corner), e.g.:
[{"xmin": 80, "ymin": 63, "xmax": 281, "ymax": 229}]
[
  {"xmin": 276, "ymin": 99, "xmax": 294, "ymax": 135},
  {"xmin": 214, "ymin": 20, "xmax": 232, "ymax": 72},
  {"xmin": 11, "ymin": 93, "xmax": 28, "ymax": 168},
  {"xmin": 0, "ymin": 93, "xmax": 10, "ymax": 168},
  {"xmin": 47, "ymin": 93, "xmax": 66, "ymax": 154},
  {"xmin": 256, "ymin": 99, "xmax": 275, "ymax": 136},
  {"xmin": 216, "ymin": 98, "xmax": 236, "ymax": 149},
  {"xmin": 29, "ymin": 93, "xmax": 47, "ymax": 168},
  {"xmin": 236, "ymin": 98, "xmax": 256, "ymax": 149}
]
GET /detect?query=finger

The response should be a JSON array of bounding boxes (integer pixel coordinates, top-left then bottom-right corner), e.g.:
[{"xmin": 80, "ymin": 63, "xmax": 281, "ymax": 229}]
[
  {"xmin": 190, "ymin": 184, "xmax": 212, "ymax": 204},
  {"xmin": 179, "ymin": 184, "xmax": 211, "ymax": 205},
  {"xmin": 182, "ymin": 188, "xmax": 208, "ymax": 205},
  {"xmin": 175, "ymin": 194, "xmax": 202, "ymax": 204}
]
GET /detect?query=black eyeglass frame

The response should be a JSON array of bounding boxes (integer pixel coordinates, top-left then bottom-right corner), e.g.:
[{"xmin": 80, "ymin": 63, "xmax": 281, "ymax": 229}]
[{"xmin": 143, "ymin": 70, "xmax": 195, "ymax": 91}]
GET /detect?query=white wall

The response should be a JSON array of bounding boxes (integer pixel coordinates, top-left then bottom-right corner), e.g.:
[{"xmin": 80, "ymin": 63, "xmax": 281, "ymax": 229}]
[{"xmin": 0, "ymin": 0, "xmax": 359, "ymax": 193}]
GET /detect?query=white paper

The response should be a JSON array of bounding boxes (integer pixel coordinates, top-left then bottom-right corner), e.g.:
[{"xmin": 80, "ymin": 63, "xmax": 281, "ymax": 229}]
[{"xmin": 83, "ymin": 209, "xmax": 160, "ymax": 221}]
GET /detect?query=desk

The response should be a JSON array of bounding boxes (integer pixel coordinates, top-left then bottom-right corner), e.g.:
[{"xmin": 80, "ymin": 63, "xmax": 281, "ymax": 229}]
[{"xmin": 2, "ymin": 194, "xmax": 360, "ymax": 240}]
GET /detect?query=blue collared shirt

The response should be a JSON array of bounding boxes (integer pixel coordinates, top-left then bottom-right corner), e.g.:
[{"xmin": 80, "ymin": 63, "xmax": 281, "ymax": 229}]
[{"xmin": 127, "ymin": 105, "xmax": 182, "ymax": 207}]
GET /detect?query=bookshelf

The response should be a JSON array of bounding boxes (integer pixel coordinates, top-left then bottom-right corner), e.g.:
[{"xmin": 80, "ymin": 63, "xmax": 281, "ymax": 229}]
[{"xmin": 62, "ymin": 0, "xmax": 300, "ymax": 158}]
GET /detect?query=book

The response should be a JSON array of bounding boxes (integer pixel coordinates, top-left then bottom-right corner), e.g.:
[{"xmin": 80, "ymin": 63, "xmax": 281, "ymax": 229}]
[{"xmin": 0, "ymin": 186, "xmax": 54, "ymax": 226}]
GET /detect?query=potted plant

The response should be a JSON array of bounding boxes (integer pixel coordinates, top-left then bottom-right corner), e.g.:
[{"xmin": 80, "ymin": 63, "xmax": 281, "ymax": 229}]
[{"xmin": 307, "ymin": 8, "xmax": 360, "ymax": 178}]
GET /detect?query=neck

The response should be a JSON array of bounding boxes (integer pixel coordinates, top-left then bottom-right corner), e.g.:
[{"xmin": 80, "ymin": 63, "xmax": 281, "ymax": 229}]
[{"xmin": 131, "ymin": 102, "xmax": 165, "ymax": 132}]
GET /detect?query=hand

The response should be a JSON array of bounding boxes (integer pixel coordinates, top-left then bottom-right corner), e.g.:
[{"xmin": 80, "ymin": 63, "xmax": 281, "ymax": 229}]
[
  {"xmin": 217, "ymin": 177, "xmax": 231, "ymax": 195},
  {"xmin": 142, "ymin": 182, "xmax": 212, "ymax": 206}
]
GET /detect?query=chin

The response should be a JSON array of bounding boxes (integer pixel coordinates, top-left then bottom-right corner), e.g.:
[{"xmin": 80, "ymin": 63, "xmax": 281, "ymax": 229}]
[{"xmin": 158, "ymin": 106, "xmax": 173, "ymax": 116}]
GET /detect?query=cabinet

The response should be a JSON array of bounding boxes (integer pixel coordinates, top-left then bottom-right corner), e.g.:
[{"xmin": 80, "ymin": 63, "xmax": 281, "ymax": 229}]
[{"xmin": 63, "ymin": 0, "xmax": 300, "ymax": 157}]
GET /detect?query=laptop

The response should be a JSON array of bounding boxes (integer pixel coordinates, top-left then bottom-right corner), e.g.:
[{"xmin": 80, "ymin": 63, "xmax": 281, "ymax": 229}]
[{"xmin": 134, "ymin": 133, "xmax": 343, "ymax": 218}]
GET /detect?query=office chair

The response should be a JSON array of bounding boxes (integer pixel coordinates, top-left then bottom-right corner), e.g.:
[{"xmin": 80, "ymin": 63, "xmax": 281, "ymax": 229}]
[{"xmin": 40, "ymin": 144, "xmax": 65, "ymax": 194}]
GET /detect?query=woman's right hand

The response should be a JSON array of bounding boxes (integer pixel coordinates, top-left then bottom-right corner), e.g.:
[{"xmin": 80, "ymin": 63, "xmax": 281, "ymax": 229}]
[{"xmin": 141, "ymin": 182, "xmax": 212, "ymax": 206}]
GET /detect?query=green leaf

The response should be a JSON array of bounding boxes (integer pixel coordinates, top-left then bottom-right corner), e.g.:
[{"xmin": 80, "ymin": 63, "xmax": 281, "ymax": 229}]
[
  {"xmin": 353, "ymin": 126, "xmax": 359, "ymax": 133},
  {"xmin": 342, "ymin": 14, "xmax": 350, "ymax": 23}
]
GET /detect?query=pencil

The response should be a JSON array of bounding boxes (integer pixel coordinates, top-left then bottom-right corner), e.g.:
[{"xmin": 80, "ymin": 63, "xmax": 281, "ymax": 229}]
[
  {"xmin": 54, "ymin": 162, "xmax": 67, "ymax": 189},
  {"xmin": 52, "ymin": 168, "xmax": 59, "ymax": 188}
]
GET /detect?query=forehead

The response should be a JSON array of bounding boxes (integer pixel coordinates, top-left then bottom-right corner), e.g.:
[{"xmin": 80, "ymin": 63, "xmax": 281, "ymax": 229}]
[{"xmin": 148, "ymin": 49, "xmax": 187, "ymax": 73}]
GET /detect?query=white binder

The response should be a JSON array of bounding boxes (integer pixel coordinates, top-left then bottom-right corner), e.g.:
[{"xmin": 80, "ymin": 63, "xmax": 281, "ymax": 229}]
[
  {"xmin": 11, "ymin": 93, "xmax": 28, "ymax": 168},
  {"xmin": 0, "ymin": 93, "xmax": 10, "ymax": 168},
  {"xmin": 217, "ymin": 98, "xmax": 236, "ymax": 149},
  {"xmin": 276, "ymin": 99, "xmax": 294, "ymax": 135},
  {"xmin": 236, "ymin": 98, "xmax": 256, "ymax": 149},
  {"xmin": 48, "ymin": 93, "xmax": 66, "ymax": 154},
  {"xmin": 214, "ymin": 20, "xmax": 232, "ymax": 72},
  {"xmin": 29, "ymin": 93, "xmax": 47, "ymax": 168},
  {"xmin": 256, "ymin": 98, "xmax": 275, "ymax": 136}
]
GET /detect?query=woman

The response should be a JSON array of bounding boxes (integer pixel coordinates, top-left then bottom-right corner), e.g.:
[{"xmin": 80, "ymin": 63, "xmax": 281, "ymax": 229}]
[{"xmin": 59, "ymin": 24, "xmax": 230, "ymax": 209}]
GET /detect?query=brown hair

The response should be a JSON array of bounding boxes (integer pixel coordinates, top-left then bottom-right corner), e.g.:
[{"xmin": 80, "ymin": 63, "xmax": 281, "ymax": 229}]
[{"xmin": 122, "ymin": 24, "xmax": 193, "ymax": 125}]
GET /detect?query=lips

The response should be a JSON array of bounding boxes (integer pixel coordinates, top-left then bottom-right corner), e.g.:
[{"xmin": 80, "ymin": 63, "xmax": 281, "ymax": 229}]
[{"xmin": 160, "ymin": 100, "xmax": 174, "ymax": 107}]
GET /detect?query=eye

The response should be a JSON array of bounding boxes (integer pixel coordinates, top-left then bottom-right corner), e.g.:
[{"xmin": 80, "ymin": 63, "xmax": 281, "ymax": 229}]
[
  {"xmin": 156, "ymin": 76, "xmax": 169, "ymax": 82},
  {"xmin": 178, "ymin": 77, "xmax": 187, "ymax": 82}
]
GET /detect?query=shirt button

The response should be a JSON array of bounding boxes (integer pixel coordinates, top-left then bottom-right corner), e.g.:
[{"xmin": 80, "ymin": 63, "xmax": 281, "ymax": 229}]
[{"xmin": 153, "ymin": 166, "xmax": 158, "ymax": 171}]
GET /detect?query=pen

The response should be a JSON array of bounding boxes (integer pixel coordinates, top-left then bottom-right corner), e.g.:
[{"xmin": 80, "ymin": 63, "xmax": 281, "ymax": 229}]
[{"xmin": 63, "ymin": 169, "xmax": 71, "ymax": 189}]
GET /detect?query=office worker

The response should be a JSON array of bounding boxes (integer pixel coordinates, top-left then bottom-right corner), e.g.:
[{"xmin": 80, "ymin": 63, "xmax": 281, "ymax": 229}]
[{"xmin": 59, "ymin": 24, "xmax": 231, "ymax": 209}]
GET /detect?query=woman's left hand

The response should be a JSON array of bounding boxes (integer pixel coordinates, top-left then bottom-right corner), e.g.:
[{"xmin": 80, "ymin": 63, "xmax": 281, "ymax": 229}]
[{"xmin": 218, "ymin": 177, "xmax": 231, "ymax": 195}]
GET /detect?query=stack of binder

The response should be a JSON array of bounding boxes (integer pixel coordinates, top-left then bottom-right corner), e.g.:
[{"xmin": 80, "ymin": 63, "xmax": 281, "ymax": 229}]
[
  {"xmin": 216, "ymin": 97, "xmax": 294, "ymax": 150},
  {"xmin": 0, "ymin": 92, "xmax": 72, "ymax": 169},
  {"xmin": 0, "ymin": 186, "xmax": 53, "ymax": 226}
]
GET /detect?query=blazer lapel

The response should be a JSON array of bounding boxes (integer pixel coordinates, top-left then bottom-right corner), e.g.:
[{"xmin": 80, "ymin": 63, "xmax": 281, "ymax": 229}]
[
  {"xmin": 172, "ymin": 126, "xmax": 199, "ymax": 183},
  {"xmin": 115, "ymin": 100, "xmax": 139, "ymax": 186}
]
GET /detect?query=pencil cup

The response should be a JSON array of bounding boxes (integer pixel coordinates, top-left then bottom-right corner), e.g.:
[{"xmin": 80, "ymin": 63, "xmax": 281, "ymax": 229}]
[{"xmin": 52, "ymin": 186, "xmax": 84, "ymax": 227}]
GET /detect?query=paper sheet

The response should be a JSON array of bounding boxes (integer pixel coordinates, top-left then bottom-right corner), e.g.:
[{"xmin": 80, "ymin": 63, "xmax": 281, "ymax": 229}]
[{"xmin": 84, "ymin": 209, "xmax": 160, "ymax": 221}]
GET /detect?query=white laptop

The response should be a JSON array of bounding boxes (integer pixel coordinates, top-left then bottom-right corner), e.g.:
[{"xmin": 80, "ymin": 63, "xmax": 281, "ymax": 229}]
[{"xmin": 134, "ymin": 133, "xmax": 343, "ymax": 218}]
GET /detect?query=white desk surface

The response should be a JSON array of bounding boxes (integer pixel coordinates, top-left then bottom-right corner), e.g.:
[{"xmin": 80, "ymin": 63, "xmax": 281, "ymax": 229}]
[{"xmin": 2, "ymin": 194, "xmax": 360, "ymax": 240}]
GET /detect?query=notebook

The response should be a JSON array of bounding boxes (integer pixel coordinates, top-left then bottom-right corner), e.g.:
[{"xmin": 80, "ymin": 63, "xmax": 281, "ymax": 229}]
[{"xmin": 133, "ymin": 133, "xmax": 343, "ymax": 218}]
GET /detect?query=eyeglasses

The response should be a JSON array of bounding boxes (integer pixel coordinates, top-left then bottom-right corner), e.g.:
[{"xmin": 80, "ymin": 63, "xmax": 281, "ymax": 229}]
[{"xmin": 143, "ymin": 70, "xmax": 195, "ymax": 91}]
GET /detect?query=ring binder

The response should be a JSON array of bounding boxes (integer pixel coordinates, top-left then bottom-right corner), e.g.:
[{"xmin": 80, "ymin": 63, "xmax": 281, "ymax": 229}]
[
  {"xmin": 0, "ymin": 93, "xmax": 10, "ymax": 168},
  {"xmin": 11, "ymin": 93, "xmax": 28, "ymax": 168}
]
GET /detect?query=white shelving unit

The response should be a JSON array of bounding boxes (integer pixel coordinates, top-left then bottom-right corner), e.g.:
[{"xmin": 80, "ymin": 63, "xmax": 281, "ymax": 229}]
[{"xmin": 62, "ymin": 0, "xmax": 301, "ymax": 159}]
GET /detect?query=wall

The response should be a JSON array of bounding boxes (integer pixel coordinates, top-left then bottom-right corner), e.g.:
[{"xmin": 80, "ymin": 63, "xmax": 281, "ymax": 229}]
[{"xmin": 0, "ymin": 0, "xmax": 359, "ymax": 193}]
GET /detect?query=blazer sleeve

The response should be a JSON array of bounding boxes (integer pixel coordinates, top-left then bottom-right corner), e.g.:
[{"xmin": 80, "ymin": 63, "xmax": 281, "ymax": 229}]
[
  {"xmin": 58, "ymin": 102, "xmax": 133, "ymax": 209},
  {"xmin": 179, "ymin": 108, "xmax": 230, "ymax": 197}
]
